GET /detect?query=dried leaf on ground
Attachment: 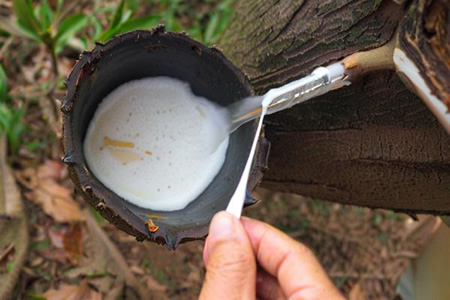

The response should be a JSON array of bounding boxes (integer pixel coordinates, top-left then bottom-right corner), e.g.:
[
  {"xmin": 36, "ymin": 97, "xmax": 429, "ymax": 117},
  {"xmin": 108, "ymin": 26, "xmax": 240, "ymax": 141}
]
[
  {"xmin": 37, "ymin": 248, "xmax": 68, "ymax": 264},
  {"xmin": 64, "ymin": 210, "xmax": 168, "ymax": 300},
  {"xmin": 20, "ymin": 160, "xmax": 83, "ymax": 223},
  {"xmin": 44, "ymin": 223, "xmax": 83, "ymax": 265},
  {"xmin": 0, "ymin": 243, "xmax": 15, "ymax": 264},
  {"xmin": 349, "ymin": 282, "xmax": 365, "ymax": 300},
  {"xmin": 41, "ymin": 279, "xmax": 102, "ymax": 300},
  {"xmin": 145, "ymin": 276, "xmax": 168, "ymax": 293}
]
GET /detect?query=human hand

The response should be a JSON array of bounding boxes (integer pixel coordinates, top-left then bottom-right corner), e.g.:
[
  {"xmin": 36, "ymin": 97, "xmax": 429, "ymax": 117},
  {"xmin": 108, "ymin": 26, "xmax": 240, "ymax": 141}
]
[{"xmin": 200, "ymin": 211, "xmax": 344, "ymax": 300}]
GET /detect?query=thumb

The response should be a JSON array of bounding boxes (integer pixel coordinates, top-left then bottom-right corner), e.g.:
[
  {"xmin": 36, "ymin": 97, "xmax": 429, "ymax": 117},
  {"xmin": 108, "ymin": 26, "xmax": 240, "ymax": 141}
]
[{"xmin": 200, "ymin": 211, "xmax": 256, "ymax": 300}]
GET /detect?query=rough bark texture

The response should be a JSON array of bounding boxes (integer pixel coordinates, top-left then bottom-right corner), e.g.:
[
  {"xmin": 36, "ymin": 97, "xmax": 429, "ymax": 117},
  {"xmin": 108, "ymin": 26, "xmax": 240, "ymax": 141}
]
[
  {"xmin": 220, "ymin": 0, "xmax": 450, "ymax": 214},
  {"xmin": 221, "ymin": 0, "xmax": 402, "ymax": 91}
]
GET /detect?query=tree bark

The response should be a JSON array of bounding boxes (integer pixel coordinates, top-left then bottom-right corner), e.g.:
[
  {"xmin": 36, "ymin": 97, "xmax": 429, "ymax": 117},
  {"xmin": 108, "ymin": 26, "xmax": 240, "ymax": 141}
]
[{"xmin": 220, "ymin": 0, "xmax": 450, "ymax": 214}]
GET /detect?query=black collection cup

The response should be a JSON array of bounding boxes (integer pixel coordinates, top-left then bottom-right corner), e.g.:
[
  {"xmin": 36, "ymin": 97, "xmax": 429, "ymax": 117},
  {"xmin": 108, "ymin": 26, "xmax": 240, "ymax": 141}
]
[{"xmin": 62, "ymin": 26, "xmax": 266, "ymax": 249}]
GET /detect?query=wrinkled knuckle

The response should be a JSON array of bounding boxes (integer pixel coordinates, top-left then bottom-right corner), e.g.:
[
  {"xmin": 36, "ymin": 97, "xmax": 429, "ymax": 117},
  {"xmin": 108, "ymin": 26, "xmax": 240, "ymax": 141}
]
[
  {"xmin": 206, "ymin": 252, "xmax": 254, "ymax": 291},
  {"xmin": 209, "ymin": 249, "xmax": 254, "ymax": 272}
]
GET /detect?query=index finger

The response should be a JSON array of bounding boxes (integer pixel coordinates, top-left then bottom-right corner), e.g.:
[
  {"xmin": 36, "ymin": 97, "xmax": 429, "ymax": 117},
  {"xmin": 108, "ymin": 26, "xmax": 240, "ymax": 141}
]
[{"xmin": 241, "ymin": 217, "xmax": 344, "ymax": 299}]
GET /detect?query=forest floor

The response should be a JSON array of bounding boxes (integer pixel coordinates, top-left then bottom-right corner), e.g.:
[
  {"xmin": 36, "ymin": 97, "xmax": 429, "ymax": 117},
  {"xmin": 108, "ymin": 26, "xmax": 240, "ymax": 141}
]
[
  {"xmin": 0, "ymin": 0, "xmax": 444, "ymax": 299},
  {"xmin": 14, "ymin": 177, "xmax": 442, "ymax": 299}
]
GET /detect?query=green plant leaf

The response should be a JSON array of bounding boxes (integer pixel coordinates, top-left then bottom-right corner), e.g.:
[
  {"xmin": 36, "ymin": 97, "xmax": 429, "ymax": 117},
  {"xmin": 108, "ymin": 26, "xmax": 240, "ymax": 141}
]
[
  {"xmin": 17, "ymin": 22, "xmax": 44, "ymax": 42},
  {"xmin": 8, "ymin": 106, "xmax": 25, "ymax": 154},
  {"xmin": 110, "ymin": 0, "xmax": 125, "ymax": 29},
  {"xmin": 56, "ymin": 0, "xmax": 64, "ymax": 14},
  {"xmin": 26, "ymin": 293, "xmax": 47, "ymax": 300},
  {"xmin": 218, "ymin": 0, "xmax": 234, "ymax": 10},
  {"xmin": 8, "ymin": 121, "xmax": 25, "ymax": 154},
  {"xmin": 162, "ymin": 9, "xmax": 175, "ymax": 31},
  {"xmin": 187, "ymin": 26, "xmax": 203, "ymax": 42},
  {"xmin": 13, "ymin": 0, "xmax": 42, "ymax": 38},
  {"xmin": 85, "ymin": 16, "xmax": 103, "ymax": 41},
  {"xmin": 0, "ymin": 104, "xmax": 26, "ymax": 154},
  {"xmin": 6, "ymin": 263, "xmax": 14, "ymax": 273},
  {"xmin": 168, "ymin": 0, "xmax": 181, "ymax": 10},
  {"xmin": 97, "ymin": 0, "xmax": 128, "ymax": 43},
  {"xmin": 10, "ymin": 105, "xmax": 25, "ymax": 126},
  {"xmin": 0, "ymin": 105, "xmax": 11, "ymax": 133},
  {"xmin": 31, "ymin": 239, "xmax": 51, "ymax": 250},
  {"xmin": 56, "ymin": 14, "xmax": 88, "ymax": 41},
  {"xmin": 204, "ymin": 13, "xmax": 219, "ymax": 44},
  {"xmin": 120, "ymin": 10, "xmax": 133, "ymax": 24},
  {"xmin": 0, "ymin": 65, "xmax": 7, "ymax": 102},
  {"xmin": 55, "ymin": 14, "xmax": 88, "ymax": 53},
  {"xmin": 67, "ymin": 37, "xmax": 88, "ymax": 52},
  {"xmin": 36, "ymin": 0, "xmax": 54, "ymax": 31},
  {"xmin": 118, "ymin": 16, "xmax": 160, "ymax": 34},
  {"xmin": 0, "ymin": 17, "xmax": 42, "ymax": 42},
  {"xmin": 25, "ymin": 139, "xmax": 41, "ymax": 152},
  {"xmin": 98, "ymin": 27, "xmax": 121, "ymax": 43},
  {"xmin": 127, "ymin": 0, "xmax": 139, "ymax": 12}
]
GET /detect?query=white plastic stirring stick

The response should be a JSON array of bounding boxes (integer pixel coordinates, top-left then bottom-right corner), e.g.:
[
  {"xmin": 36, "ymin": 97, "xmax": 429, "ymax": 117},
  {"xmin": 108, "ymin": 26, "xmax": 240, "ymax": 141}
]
[
  {"xmin": 225, "ymin": 96, "xmax": 272, "ymax": 218},
  {"xmin": 226, "ymin": 62, "xmax": 347, "ymax": 218}
]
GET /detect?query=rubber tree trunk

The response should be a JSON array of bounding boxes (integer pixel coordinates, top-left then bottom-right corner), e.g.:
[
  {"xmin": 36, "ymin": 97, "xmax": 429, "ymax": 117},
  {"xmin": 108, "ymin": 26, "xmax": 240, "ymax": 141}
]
[{"xmin": 219, "ymin": 0, "xmax": 450, "ymax": 214}]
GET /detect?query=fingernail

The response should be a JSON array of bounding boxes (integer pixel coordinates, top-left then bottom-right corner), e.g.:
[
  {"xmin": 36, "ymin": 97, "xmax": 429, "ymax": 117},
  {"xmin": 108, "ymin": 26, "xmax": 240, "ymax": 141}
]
[{"xmin": 208, "ymin": 211, "xmax": 235, "ymax": 240}]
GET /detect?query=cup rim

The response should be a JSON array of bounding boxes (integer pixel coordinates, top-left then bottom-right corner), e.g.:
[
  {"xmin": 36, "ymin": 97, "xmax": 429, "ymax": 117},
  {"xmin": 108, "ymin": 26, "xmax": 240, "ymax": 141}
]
[{"xmin": 62, "ymin": 26, "xmax": 266, "ymax": 249}]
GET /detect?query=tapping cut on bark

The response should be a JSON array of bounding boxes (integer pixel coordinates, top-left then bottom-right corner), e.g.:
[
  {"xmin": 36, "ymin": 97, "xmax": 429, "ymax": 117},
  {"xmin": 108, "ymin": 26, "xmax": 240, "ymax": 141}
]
[
  {"xmin": 394, "ymin": 0, "xmax": 450, "ymax": 132},
  {"xmin": 397, "ymin": 0, "xmax": 450, "ymax": 110},
  {"xmin": 220, "ymin": 0, "xmax": 450, "ymax": 215}
]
